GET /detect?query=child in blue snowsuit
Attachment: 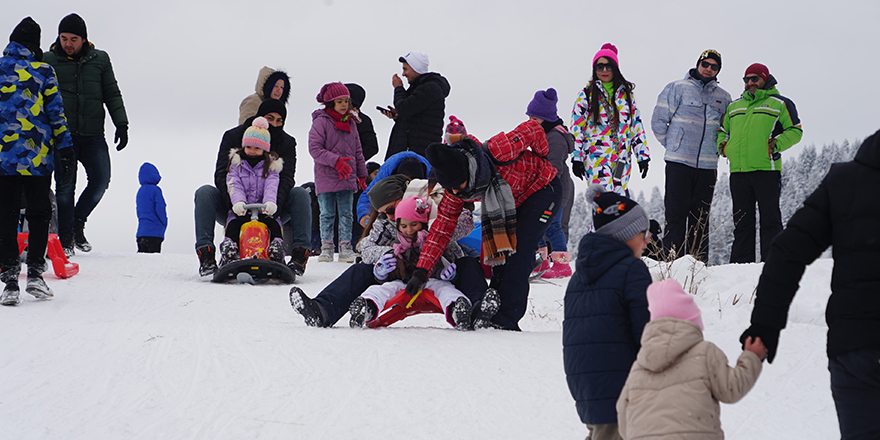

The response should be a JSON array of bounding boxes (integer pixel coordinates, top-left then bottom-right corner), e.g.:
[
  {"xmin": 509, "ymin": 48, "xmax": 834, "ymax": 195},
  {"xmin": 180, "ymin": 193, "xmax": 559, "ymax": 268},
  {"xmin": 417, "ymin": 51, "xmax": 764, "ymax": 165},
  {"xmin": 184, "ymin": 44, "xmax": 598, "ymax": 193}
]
[{"xmin": 136, "ymin": 162, "xmax": 167, "ymax": 253}]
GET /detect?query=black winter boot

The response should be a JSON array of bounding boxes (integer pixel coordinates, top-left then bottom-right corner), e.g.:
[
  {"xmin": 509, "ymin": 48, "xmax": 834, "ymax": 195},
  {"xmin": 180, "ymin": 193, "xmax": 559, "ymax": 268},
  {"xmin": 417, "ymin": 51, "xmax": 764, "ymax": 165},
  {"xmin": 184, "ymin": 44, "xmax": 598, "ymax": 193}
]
[
  {"xmin": 74, "ymin": 221, "xmax": 92, "ymax": 252},
  {"xmin": 289, "ymin": 287, "xmax": 326, "ymax": 327},
  {"xmin": 197, "ymin": 245, "xmax": 218, "ymax": 277},
  {"xmin": 349, "ymin": 296, "xmax": 377, "ymax": 328},
  {"xmin": 219, "ymin": 238, "xmax": 239, "ymax": 267},
  {"xmin": 287, "ymin": 246, "xmax": 309, "ymax": 276},
  {"xmin": 60, "ymin": 232, "xmax": 75, "ymax": 258},
  {"xmin": 473, "ymin": 288, "xmax": 501, "ymax": 330},
  {"xmin": 0, "ymin": 260, "xmax": 21, "ymax": 306}
]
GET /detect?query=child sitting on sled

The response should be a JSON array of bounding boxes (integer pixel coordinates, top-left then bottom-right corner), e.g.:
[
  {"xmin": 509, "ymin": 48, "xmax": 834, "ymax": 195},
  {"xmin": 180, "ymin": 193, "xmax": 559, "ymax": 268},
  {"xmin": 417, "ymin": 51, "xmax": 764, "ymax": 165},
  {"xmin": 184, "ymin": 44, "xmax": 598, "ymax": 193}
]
[
  {"xmin": 349, "ymin": 196, "xmax": 472, "ymax": 330},
  {"xmin": 219, "ymin": 117, "xmax": 285, "ymax": 265}
]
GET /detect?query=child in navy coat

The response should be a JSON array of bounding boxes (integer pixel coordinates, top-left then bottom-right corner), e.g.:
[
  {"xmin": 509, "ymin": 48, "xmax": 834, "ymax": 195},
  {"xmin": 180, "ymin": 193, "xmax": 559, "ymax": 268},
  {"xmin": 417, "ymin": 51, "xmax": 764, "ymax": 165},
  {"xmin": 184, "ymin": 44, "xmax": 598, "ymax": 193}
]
[{"xmin": 136, "ymin": 162, "xmax": 167, "ymax": 253}]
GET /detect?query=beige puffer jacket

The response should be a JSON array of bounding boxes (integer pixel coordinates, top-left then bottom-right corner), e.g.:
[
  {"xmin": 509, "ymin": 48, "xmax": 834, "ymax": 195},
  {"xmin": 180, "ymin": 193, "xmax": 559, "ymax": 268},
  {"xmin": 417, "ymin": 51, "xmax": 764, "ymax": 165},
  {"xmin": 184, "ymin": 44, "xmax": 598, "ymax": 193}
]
[
  {"xmin": 238, "ymin": 66, "xmax": 275, "ymax": 125},
  {"xmin": 616, "ymin": 318, "xmax": 762, "ymax": 440}
]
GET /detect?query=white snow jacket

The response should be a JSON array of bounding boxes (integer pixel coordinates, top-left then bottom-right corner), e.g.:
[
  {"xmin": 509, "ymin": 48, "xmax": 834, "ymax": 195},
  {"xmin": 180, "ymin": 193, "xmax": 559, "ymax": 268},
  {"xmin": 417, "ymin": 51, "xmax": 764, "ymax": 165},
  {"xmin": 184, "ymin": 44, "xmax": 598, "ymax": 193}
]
[
  {"xmin": 616, "ymin": 318, "xmax": 762, "ymax": 440},
  {"xmin": 651, "ymin": 71, "xmax": 731, "ymax": 170}
]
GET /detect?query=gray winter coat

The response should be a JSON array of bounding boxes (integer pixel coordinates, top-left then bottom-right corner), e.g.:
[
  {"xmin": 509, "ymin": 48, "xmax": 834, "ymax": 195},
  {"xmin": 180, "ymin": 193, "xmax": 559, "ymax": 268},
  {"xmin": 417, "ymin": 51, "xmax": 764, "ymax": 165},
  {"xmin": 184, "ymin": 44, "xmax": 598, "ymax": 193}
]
[{"xmin": 651, "ymin": 71, "xmax": 731, "ymax": 170}]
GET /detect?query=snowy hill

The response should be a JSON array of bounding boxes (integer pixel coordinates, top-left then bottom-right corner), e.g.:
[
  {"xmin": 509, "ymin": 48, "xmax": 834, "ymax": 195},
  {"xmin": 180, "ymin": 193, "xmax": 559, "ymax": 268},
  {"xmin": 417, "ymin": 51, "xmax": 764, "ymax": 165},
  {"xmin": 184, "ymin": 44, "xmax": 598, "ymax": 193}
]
[{"xmin": 0, "ymin": 252, "xmax": 839, "ymax": 439}]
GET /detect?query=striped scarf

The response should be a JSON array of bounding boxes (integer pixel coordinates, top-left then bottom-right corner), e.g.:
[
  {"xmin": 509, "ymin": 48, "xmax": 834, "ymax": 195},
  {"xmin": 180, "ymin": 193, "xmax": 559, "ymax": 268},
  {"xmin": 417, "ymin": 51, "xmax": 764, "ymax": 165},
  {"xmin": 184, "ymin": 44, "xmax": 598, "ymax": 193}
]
[{"xmin": 452, "ymin": 139, "xmax": 517, "ymax": 266}]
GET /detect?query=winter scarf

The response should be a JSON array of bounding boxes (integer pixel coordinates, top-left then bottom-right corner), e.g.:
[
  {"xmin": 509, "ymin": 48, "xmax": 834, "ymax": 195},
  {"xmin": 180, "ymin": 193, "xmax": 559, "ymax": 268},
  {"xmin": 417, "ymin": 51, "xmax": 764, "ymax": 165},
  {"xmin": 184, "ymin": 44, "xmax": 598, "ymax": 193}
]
[
  {"xmin": 453, "ymin": 140, "xmax": 517, "ymax": 266},
  {"xmin": 325, "ymin": 108, "xmax": 362, "ymax": 133},
  {"xmin": 393, "ymin": 229, "xmax": 428, "ymax": 256}
]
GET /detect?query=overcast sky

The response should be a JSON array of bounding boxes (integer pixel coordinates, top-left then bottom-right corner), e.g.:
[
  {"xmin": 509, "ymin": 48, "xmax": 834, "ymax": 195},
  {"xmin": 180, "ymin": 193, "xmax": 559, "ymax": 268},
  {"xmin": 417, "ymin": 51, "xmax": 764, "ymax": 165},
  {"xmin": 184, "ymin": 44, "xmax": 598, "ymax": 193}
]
[{"xmin": 4, "ymin": 0, "xmax": 878, "ymax": 254}]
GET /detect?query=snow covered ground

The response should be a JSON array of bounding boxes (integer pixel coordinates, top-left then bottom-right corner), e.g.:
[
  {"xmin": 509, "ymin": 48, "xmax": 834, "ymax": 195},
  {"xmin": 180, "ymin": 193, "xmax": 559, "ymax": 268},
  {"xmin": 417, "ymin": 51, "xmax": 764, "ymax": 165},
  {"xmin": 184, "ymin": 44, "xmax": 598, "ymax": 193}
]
[{"xmin": 0, "ymin": 252, "xmax": 839, "ymax": 439}]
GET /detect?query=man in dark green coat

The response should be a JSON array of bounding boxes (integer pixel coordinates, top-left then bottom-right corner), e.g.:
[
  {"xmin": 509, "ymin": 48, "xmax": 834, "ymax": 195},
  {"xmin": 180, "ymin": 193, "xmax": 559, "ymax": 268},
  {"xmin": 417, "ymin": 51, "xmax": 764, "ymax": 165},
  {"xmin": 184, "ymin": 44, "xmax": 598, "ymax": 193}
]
[{"xmin": 43, "ymin": 13, "xmax": 129, "ymax": 256}]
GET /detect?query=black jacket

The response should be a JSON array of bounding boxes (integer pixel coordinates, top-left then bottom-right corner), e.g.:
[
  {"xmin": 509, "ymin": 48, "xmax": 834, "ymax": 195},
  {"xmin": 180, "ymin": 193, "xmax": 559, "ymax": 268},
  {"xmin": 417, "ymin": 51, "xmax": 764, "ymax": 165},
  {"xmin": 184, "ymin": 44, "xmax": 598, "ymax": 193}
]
[
  {"xmin": 214, "ymin": 116, "xmax": 297, "ymax": 208},
  {"xmin": 386, "ymin": 72, "xmax": 450, "ymax": 159},
  {"xmin": 357, "ymin": 113, "xmax": 379, "ymax": 161},
  {"xmin": 751, "ymin": 130, "xmax": 880, "ymax": 357}
]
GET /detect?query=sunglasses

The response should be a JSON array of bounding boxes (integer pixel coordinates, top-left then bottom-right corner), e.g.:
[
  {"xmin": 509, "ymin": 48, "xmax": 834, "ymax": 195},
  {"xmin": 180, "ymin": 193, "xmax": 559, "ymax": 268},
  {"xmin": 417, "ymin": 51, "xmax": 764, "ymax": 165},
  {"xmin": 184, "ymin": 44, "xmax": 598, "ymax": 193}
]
[
  {"xmin": 595, "ymin": 62, "xmax": 613, "ymax": 72},
  {"xmin": 377, "ymin": 206, "xmax": 396, "ymax": 219},
  {"xmin": 743, "ymin": 76, "xmax": 762, "ymax": 84},
  {"xmin": 700, "ymin": 60, "xmax": 720, "ymax": 71}
]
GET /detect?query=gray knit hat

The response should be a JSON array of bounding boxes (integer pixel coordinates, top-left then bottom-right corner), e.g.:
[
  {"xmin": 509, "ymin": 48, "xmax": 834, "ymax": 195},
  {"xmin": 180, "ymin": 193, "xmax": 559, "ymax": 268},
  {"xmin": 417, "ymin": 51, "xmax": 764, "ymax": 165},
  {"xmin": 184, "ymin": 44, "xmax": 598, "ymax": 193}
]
[{"xmin": 586, "ymin": 184, "xmax": 649, "ymax": 243}]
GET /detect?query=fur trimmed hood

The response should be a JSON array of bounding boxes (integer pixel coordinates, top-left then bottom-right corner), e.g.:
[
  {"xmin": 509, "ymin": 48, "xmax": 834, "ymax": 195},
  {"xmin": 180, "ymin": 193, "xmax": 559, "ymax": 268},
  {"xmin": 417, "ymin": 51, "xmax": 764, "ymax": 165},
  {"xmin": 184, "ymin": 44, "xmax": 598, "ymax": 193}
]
[{"xmin": 228, "ymin": 147, "xmax": 284, "ymax": 173}]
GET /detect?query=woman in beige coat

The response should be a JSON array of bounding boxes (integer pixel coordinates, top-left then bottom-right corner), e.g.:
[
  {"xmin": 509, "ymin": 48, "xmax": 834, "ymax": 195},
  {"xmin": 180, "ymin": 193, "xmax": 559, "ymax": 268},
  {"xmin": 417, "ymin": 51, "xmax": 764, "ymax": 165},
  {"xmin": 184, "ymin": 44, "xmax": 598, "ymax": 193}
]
[
  {"xmin": 238, "ymin": 67, "xmax": 290, "ymax": 125},
  {"xmin": 616, "ymin": 279, "xmax": 767, "ymax": 439}
]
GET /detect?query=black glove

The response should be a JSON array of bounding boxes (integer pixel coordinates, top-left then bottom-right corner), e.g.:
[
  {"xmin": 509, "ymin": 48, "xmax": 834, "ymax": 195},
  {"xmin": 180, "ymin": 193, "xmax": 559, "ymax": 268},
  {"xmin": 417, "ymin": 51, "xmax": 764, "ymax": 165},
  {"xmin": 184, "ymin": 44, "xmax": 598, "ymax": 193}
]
[
  {"xmin": 115, "ymin": 126, "xmax": 129, "ymax": 151},
  {"xmin": 56, "ymin": 147, "xmax": 76, "ymax": 186},
  {"xmin": 405, "ymin": 267, "xmax": 429, "ymax": 296},
  {"xmin": 740, "ymin": 324, "xmax": 780, "ymax": 363},
  {"xmin": 638, "ymin": 160, "xmax": 649, "ymax": 179},
  {"xmin": 571, "ymin": 161, "xmax": 585, "ymax": 180}
]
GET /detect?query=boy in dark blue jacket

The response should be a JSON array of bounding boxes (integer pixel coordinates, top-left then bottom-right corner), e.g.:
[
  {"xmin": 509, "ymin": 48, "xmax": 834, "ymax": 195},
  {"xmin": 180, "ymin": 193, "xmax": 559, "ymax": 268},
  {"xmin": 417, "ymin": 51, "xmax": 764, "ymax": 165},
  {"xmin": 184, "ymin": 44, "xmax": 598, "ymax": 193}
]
[
  {"xmin": 136, "ymin": 162, "xmax": 167, "ymax": 253},
  {"xmin": 563, "ymin": 184, "xmax": 653, "ymax": 440}
]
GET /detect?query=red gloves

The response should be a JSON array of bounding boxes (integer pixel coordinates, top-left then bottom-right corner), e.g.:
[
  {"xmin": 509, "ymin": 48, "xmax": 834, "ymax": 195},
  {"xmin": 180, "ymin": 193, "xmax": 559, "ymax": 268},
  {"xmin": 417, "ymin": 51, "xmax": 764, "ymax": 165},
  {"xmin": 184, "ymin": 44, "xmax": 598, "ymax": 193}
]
[
  {"xmin": 357, "ymin": 177, "xmax": 367, "ymax": 191},
  {"xmin": 334, "ymin": 157, "xmax": 353, "ymax": 180}
]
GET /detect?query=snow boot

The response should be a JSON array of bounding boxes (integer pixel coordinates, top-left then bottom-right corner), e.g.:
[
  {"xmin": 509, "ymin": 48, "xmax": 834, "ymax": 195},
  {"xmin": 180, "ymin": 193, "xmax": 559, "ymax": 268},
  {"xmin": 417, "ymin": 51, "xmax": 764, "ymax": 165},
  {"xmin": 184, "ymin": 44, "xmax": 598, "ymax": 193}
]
[
  {"xmin": 338, "ymin": 241, "xmax": 356, "ymax": 263},
  {"xmin": 318, "ymin": 241, "xmax": 334, "ymax": 262},
  {"xmin": 60, "ymin": 232, "xmax": 75, "ymax": 258},
  {"xmin": 290, "ymin": 287, "xmax": 326, "ymax": 327},
  {"xmin": 74, "ymin": 221, "xmax": 92, "ymax": 252},
  {"xmin": 1, "ymin": 281, "xmax": 20, "ymax": 306},
  {"xmin": 349, "ymin": 296, "xmax": 378, "ymax": 328},
  {"xmin": 268, "ymin": 238, "xmax": 285, "ymax": 263},
  {"xmin": 25, "ymin": 276, "xmax": 53, "ymax": 299},
  {"xmin": 451, "ymin": 297, "xmax": 473, "ymax": 331},
  {"xmin": 197, "ymin": 245, "xmax": 218, "ymax": 277},
  {"xmin": 1, "ymin": 260, "xmax": 21, "ymax": 306},
  {"xmin": 219, "ymin": 237, "xmax": 239, "ymax": 266},
  {"xmin": 287, "ymin": 246, "xmax": 309, "ymax": 276},
  {"xmin": 473, "ymin": 288, "xmax": 501, "ymax": 330},
  {"xmin": 541, "ymin": 252, "xmax": 572, "ymax": 279}
]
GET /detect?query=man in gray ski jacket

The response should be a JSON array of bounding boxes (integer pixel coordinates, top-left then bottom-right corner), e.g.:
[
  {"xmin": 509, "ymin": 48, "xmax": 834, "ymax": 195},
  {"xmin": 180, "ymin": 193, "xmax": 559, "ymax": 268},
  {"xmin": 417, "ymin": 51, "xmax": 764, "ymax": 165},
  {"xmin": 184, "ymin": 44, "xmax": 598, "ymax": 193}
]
[{"xmin": 651, "ymin": 49, "xmax": 731, "ymax": 262}]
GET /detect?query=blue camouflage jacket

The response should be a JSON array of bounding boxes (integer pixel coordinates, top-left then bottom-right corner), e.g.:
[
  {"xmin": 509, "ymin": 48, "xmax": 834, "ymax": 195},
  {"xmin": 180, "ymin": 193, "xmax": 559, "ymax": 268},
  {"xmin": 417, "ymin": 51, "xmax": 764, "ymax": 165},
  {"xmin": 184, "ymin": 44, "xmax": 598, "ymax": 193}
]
[{"xmin": 0, "ymin": 42, "xmax": 72, "ymax": 176}]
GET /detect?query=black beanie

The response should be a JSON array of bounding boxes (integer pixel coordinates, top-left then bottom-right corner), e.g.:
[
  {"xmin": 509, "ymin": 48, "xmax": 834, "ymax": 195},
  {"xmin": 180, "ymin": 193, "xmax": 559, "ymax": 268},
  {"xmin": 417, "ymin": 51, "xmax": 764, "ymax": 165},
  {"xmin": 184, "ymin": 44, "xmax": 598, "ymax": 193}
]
[
  {"xmin": 368, "ymin": 174, "xmax": 410, "ymax": 210},
  {"xmin": 426, "ymin": 142, "xmax": 469, "ymax": 189},
  {"xmin": 697, "ymin": 49, "xmax": 722, "ymax": 71},
  {"xmin": 586, "ymin": 184, "xmax": 649, "ymax": 243},
  {"xmin": 256, "ymin": 99, "xmax": 287, "ymax": 122},
  {"xmin": 10, "ymin": 17, "xmax": 42, "ymax": 61},
  {"xmin": 394, "ymin": 157, "xmax": 427, "ymax": 180},
  {"xmin": 58, "ymin": 13, "xmax": 87, "ymax": 40},
  {"xmin": 345, "ymin": 83, "xmax": 366, "ymax": 109}
]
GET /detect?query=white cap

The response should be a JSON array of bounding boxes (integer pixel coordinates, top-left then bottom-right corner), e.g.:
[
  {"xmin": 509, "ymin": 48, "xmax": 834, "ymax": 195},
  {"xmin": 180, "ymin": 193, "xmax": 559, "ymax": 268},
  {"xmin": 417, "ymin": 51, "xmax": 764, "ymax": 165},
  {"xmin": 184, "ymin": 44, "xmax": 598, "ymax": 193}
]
[{"xmin": 399, "ymin": 51, "xmax": 430, "ymax": 75}]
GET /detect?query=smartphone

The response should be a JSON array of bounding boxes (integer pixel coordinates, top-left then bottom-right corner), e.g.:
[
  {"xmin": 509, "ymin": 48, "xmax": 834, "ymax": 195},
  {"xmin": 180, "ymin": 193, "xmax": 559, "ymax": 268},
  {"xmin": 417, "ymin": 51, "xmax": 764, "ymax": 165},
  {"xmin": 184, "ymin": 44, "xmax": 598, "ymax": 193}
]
[{"xmin": 376, "ymin": 106, "xmax": 394, "ymax": 113}]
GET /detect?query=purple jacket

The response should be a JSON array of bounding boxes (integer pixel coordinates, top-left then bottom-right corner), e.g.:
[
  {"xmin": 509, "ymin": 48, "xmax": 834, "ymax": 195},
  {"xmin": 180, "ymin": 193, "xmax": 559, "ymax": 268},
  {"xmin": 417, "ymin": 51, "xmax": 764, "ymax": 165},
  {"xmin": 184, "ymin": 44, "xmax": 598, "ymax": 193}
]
[
  {"xmin": 308, "ymin": 109, "xmax": 367, "ymax": 194},
  {"xmin": 225, "ymin": 148, "xmax": 283, "ymax": 226}
]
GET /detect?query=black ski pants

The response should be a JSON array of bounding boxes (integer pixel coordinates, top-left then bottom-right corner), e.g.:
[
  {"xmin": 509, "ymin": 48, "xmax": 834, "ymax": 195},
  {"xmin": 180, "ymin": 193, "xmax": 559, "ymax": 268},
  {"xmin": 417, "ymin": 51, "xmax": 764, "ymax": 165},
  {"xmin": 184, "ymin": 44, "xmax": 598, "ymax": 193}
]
[
  {"xmin": 729, "ymin": 171, "xmax": 782, "ymax": 263},
  {"xmin": 0, "ymin": 176, "xmax": 52, "ymax": 274},
  {"xmin": 662, "ymin": 162, "xmax": 716, "ymax": 263},
  {"xmin": 830, "ymin": 348, "xmax": 880, "ymax": 439}
]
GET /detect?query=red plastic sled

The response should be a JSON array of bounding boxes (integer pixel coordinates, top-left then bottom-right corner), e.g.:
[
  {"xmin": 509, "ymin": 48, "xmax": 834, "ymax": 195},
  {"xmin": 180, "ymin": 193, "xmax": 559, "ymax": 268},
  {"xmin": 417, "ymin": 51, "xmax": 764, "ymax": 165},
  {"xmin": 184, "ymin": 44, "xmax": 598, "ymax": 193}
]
[
  {"xmin": 17, "ymin": 233, "xmax": 79, "ymax": 279},
  {"xmin": 368, "ymin": 288, "xmax": 444, "ymax": 328}
]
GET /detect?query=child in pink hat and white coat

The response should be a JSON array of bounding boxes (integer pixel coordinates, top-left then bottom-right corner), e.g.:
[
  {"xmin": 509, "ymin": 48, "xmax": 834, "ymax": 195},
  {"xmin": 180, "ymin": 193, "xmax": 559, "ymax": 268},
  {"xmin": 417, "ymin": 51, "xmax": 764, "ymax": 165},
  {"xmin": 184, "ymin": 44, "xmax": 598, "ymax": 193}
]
[{"xmin": 616, "ymin": 279, "xmax": 767, "ymax": 439}]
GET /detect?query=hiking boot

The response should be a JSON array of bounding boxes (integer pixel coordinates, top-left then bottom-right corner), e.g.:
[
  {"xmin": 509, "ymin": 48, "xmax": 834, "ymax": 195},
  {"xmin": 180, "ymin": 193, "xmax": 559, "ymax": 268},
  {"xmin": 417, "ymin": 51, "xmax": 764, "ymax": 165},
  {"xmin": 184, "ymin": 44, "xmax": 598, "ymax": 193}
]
[
  {"xmin": 1, "ymin": 282, "xmax": 20, "ymax": 306},
  {"xmin": 290, "ymin": 287, "xmax": 326, "ymax": 327},
  {"xmin": 451, "ymin": 297, "xmax": 473, "ymax": 331},
  {"xmin": 25, "ymin": 276, "xmax": 53, "ymax": 299},
  {"xmin": 60, "ymin": 232, "xmax": 75, "ymax": 258},
  {"xmin": 349, "ymin": 296, "xmax": 378, "ymax": 328},
  {"xmin": 197, "ymin": 245, "xmax": 218, "ymax": 277},
  {"xmin": 318, "ymin": 242, "xmax": 334, "ymax": 262},
  {"xmin": 287, "ymin": 246, "xmax": 309, "ymax": 276},
  {"xmin": 338, "ymin": 241, "xmax": 356, "ymax": 263},
  {"xmin": 541, "ymin": 252, "xmax": 572, "ymax": 279},
  {"xmin": 74, "ymin": 221, "xmax": 92, "ymax": 252},
  {"xmin": 268, "ymin": 238, "xmax": 285, "ymax": 263},
  {"xmin": 473, "ymin": 288, "xmax": 501, "ymax": 330},
  {"xmin": 219, "ymin": 238, "xmax": 239, "ymax": 266}
]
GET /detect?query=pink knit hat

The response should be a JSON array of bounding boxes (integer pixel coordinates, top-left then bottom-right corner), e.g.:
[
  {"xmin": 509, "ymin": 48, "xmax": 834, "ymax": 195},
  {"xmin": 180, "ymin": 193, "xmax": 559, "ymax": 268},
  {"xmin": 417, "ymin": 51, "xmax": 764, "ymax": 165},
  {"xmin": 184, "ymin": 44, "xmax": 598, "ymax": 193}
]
[
  {"xmin": 646, "ymin": 279, "xmax": 704, "ymax": 330},
  {"xmin": 242, "ymin": 117, "xmax": 271, "ymax": 152},
  {"xmin": 592, "ymin": 43, "xmax": 619, "ymax": 67},
  {"xmin": 316, "ymin": 82, "xmax": 350, "ymax": 104},
  {"xmin": 394, "ymin": 196, "xmax": 431, "ymax": 224}
]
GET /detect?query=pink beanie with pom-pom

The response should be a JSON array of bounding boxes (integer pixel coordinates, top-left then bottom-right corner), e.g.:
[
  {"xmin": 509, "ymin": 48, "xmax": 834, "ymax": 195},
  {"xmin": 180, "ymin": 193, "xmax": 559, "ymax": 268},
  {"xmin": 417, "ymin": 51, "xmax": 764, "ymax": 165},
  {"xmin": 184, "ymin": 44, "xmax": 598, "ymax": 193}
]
[
  {"xmin": 316, "ymin": 82, "xmax": 350, "ymax": 104},
  {"xmin": 647, "ymin": 278, "xmax": 704, "ymax": 330},
  {"xmin": 593, "ymin": 43, "xmax": 619, "ymax": 67},
  {"xmin": 242, "ymin": 117, "xmax": 271, "ymax": 152}
]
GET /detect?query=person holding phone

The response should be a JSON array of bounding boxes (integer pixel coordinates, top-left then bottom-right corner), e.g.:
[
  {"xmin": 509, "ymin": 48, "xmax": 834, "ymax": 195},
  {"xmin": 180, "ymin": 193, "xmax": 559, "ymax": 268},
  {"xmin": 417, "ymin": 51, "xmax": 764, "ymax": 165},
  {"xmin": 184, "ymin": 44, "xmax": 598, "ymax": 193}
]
[{"xmin": 380, "ymin": 51, "xmax": 450, "ymax": 160}]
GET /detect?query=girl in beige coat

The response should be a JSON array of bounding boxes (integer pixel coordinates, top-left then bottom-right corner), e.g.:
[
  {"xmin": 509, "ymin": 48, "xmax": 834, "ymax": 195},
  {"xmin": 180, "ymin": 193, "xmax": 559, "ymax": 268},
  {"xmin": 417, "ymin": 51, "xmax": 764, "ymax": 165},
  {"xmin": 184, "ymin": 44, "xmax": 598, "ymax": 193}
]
[{"xmin": 616, "ymin": 279, "xmax": 767, "ymax": 439}]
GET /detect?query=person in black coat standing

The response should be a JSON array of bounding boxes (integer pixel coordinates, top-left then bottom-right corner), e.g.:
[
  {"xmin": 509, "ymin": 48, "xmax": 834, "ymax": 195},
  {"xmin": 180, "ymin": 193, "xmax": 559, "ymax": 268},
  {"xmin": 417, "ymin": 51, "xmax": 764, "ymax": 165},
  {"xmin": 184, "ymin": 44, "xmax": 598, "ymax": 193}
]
[
  {"xmin": 378, "ymin": 51, "xmax": 450, "ymax": 159},
  {"xmin": 740, "ymin": 129, "xmax": 880, "ymax": 440}
]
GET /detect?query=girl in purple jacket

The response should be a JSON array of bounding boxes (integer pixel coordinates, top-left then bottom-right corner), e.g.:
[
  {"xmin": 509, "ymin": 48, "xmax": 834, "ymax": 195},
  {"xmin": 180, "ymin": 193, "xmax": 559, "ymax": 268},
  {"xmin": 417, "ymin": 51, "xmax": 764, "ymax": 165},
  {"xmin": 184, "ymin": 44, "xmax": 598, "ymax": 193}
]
[
  {"xmin": 219, "ymin": 117, "xmax": 285, "ymax": 265},
  {"xmin": 309, "ymin": 82, "xmax": 367, "ymax": 263}
]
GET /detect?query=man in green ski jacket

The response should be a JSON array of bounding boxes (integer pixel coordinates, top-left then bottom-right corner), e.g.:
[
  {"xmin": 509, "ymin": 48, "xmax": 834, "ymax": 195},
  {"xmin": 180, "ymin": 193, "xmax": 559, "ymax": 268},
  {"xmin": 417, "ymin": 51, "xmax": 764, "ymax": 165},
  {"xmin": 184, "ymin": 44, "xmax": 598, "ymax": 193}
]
[
  {"xmin": 717, "ymin": 63, "xmax": 802, "ymax": 263},
  {"xmin": 43, "ymin": 13, "xmax": 129, "ymax": 256}
]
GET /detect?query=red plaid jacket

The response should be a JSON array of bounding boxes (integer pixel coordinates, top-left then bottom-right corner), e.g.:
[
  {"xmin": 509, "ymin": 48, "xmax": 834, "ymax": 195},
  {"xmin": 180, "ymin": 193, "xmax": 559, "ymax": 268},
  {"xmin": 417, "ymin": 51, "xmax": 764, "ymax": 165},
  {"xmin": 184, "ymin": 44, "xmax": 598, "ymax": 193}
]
[{"xmin": 417, "ymin": 120, "xmax": 557, "ymax": 271}]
